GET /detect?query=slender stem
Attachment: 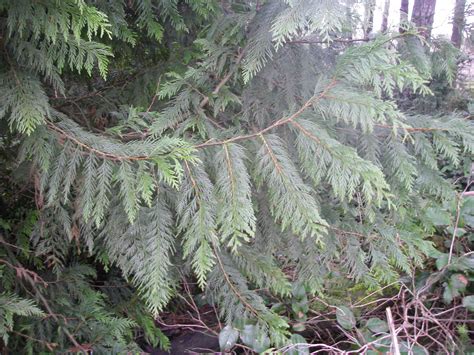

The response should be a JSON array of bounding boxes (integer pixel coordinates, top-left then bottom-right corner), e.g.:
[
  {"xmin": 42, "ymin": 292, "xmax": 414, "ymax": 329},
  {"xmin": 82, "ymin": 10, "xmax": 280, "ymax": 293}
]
[
  {"xmin": 289, "ymin": 37, "xmax": 370, "ymax": 44},
  {"xmin": 199, "ymin": 49, "xmax": 245, "ymax": 109},
  {"xmin": 195, "ymin": 78, "xmax": 338, "ymax": 148},
  {"xmin": 212, "ymin": 246, "xmax": 260, "ymax": 318},
  {"xmin": 21, "ymin": 272, "xmax": 86, "ymax": 351},
  {"xmin": 47, "ymin": 120, "xmax": 151, "ymax": 161},
  {"xmin": 448, "ymin": 181, "xmax": 473, "ymax": 264},
  {"xmin": 11, "ymin": 331, "xmax": 57, "ymax": 351},
  {"xmin": 386, "ymin": 307, "xmax": 401, "ymax": 355},
  {"xmin": 146, "ymin": 76, "xmax": 162, "ymax": 112}
]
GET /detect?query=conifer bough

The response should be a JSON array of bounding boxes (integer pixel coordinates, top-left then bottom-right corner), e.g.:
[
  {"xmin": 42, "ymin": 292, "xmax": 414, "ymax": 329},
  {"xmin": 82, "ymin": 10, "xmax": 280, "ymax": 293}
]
[{"xmin": 0, "ymin": 0, "xmax": 472, "ymax": 351}]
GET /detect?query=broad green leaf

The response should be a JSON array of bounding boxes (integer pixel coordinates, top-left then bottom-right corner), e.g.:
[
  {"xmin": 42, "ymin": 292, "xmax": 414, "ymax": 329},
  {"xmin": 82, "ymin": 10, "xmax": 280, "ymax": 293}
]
[
  {"xmin": 457, "ymin": 256, "xmax": 474, "ymax": 271},
  {"xmin": 239, "ymin": 323, "xmax": 270, "ymax": 352},
  {"xmin": 443, "ymin": 273, "xmax": 468, "ymax": 304},
  {"xmin": 449, "ymin": 256, "xmax": 474, "ymax": 272},
  {"xmin": 336, "ymin": 306, "xmax": 356, "ymax": 330},
  {"xmin": 366, "ymin": 317, "xmax": 389, "ymax": 333},
  {"xmin": 287, "ymin": 334, "xmax": 309, "ymax": 355},
  {"xmin": 462, "ymin": 295, "xmax": 474, "ymax": 311},
  {"xmin": 292, "ymin": 283, "xmax": 307, "ymax": 299},
  {"xmin": 463, "ymin": 214, "xmax": 474, "ymax": 226},
  {"xmin": 443, "ymin": 285, "xmax": 454, "ymax": 304},
  {"xmin": 292, "ymin": 300, "xmax": 309, "ymax": 321},
  {"xmin": 232, "ymin": 318, "xmax": 246, "ymax": 330},
  {"xmin": 240, "ymin": 324, "xmax": 256, "ymax": 347},
  {"xmin": 292, "ymin": 322, "xmax": 306, "ymax": 332},
  {"xmin": 271, "ymin": 303, "xmax": 285, "ymax": 314},
  {"xmin": 425, "ymin": 207, "xmax": 451, "ymax": 226},
  {"xmin": 436, "ymin": 254, "xmax": 449, "ymax": 270},
  {"xmin": 251, "ymin": 332, "xmax": 270, "ymax": 353},
  {"xmin": 461, "ymin": 198, "xmax": 474, "ymax": 215},
  {"xmin": 360, "ymin": 330, "xmax": 376, "ymax": 343},
  {"xmin": 219, "ymin": 325, "xmax": 239, "ymax": 352},
  {"xmin": 446, "ymin": 226, "xmax": 466, "ymax": 237}
]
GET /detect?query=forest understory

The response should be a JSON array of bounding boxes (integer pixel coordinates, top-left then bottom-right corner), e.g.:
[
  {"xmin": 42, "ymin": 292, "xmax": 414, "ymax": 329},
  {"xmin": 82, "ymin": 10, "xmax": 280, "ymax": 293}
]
[{"xmin": 0, "ymin": 0, "xmax": 474, "ymax": 353}]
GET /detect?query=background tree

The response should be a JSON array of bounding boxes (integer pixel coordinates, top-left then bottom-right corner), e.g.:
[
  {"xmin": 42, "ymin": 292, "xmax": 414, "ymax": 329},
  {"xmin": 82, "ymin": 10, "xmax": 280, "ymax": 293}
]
[
  {"xmin": 411, "ymin": 0, "xmax": 437, "ymax": 37},
  {"xmin": 364, "ymin": 0, "xmax": 376, "ymax": 37},
  {"xmin": 381, "ymin": 0, "xmax": 391, "ymax": 32},
  {"xmin": 399, "ymin": 0, "xmax": 410, "ymax": 32},
  {"xmin": 451, "ymin": 0, "xmax": 467, "ymax": 48}
]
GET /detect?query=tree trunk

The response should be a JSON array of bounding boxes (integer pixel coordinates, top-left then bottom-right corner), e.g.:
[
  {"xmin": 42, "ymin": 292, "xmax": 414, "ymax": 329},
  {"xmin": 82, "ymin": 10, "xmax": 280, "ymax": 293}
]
[
  {"xmin": 364, "ymin": 0, "xmax": 375, "ymax": 37},
  {"xmin": 411, "ymin": 0, "xmax": 437, "ymax": 38},
  {"xmin": 345, "ymin": 5, "xmax": 353, "ymax": 39},
  {"xmin": 451, "ymin": 0, "xmax": 466, "ymax": 48},
  {"xmin": 399, "ymin": 0, "xmax": 409, "ymax": 32},
  {"xmin": 381, "ymin": 0, "xmax": 390, "ymax": 32}
]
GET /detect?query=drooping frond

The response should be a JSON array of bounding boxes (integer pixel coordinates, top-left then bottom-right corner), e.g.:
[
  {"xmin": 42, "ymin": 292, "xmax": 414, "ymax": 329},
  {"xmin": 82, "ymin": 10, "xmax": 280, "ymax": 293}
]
[
  {"xmin": 293, "ymin": 119, "xmax": 390, "ymax": 206},
  {"xmin": 206, "ymin": 251, "xmax": 289, "ymax": 345},
  {"xmin": 0, "ymin": 72, "xmax": 50, "ymax": 135},
  {"xmin": 100, "ymin": 199, "xmax": 175, "ymax": 315},
  {"xmin": 254, "ymin": 134, "xmax": 327, "ymax": 242},
  {"xmin": 20, "ymin": 113, "xmax": 197, "ymax": 224},
  {"xmin": 214, "ymin": 143, "xmax": 256, "ymax": 252},
  {"xmin": 0, "ymin": 292, "xmax": 44, "ymax": 345},
  {"xmin": 1, "ymin": 0, "xmax": 473, "ymax": 351},
  {"xmin": 176, "ymin": 160, "xmax": 217, "ymax": 288}
]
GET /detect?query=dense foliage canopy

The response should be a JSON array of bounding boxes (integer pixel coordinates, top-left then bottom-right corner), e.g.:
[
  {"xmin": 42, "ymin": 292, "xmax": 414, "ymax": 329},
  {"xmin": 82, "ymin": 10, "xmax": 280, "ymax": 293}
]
[{"xmin": 0, "ymin": 0, "xmax": 473, "ymax": 353}]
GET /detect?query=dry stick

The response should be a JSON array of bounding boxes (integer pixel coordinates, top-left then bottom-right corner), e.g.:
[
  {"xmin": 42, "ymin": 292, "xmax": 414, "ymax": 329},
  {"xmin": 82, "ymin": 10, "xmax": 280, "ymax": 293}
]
[
  {"xmin": 386, "ymin": 307, "xmax": 401, "ymax": 355},
  {"xmin": 402, "ymin": 283, "xmax": 456, "ymax": 351},
  {"xmin": 417, "ymin": 299, "xmax": 456, "ymax": 346},
  {"xmin": 278, "ymin": 335, "xmax": 396, "ymax": 354},
  {"xmin": 412, "ymin": 297, "xmax": 422, "ymax": 351},
  {"xmin": 155, "ymin": 318, "xmax": 210, "ymax": 331},
  {"xmin": 353, "ymin": 281, "xmax": 401, "ymax": 307},
  {"xmin": 0, "ymin": 258, "xmax": 48, "ymax": 287},
  {"xmin": 180, "ymin": 277, "xmax": 219, "ymax": 336},
  {"xmin": 406, "ymin": 316, "xmax": 474, "ymax": 323},
  {"xmin": 448, "ymin": 181, "xmax": 473, "ymax": 264},
  {"xmin": 146, "ymin": 76, "xmax": 161, "ymax": 113},
  {"xmin": 448, "ymin": 194, "xmax": 463, "ymax": 264}
]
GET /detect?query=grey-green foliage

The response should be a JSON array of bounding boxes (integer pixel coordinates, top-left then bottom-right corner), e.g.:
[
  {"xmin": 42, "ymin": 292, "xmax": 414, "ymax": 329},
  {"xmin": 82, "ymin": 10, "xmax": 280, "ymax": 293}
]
[
  {"xmin": 214, "ymin": 143, "xmax": 256, "ymax": 252},
  {"xmin": 100, "ymin": 199, "xmax": 176, "ymax": 315},
  {"xmin": 1, "ymin": 0, "xmax": 472, "ymax": 351},
  {"xmin": 0, "ymin": 293, "xmax": 44, "ymax": 344}
]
